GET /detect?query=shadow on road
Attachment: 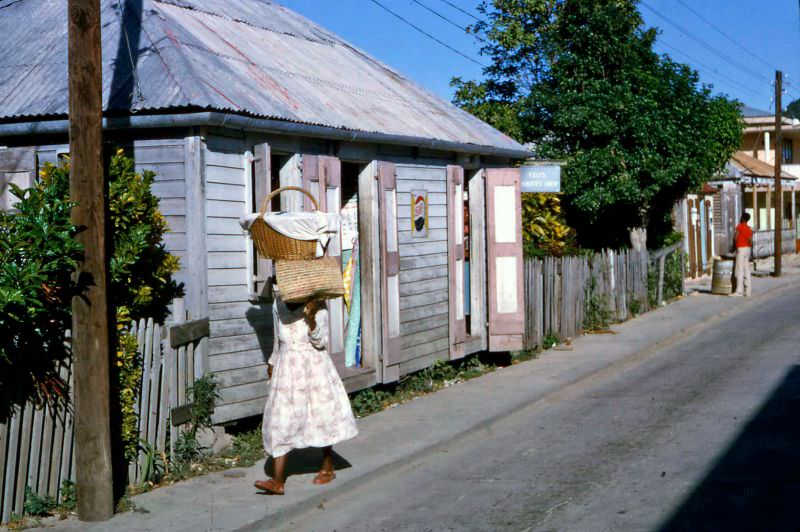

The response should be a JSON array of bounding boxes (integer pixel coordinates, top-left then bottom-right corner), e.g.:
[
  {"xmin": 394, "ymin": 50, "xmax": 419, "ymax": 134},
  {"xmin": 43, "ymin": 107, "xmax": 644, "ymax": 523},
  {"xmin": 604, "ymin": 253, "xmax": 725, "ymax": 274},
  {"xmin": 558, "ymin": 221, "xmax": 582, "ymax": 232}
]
[{"xmin": 658, "ymin": 365, "xmax": 800, "ymax": 531}]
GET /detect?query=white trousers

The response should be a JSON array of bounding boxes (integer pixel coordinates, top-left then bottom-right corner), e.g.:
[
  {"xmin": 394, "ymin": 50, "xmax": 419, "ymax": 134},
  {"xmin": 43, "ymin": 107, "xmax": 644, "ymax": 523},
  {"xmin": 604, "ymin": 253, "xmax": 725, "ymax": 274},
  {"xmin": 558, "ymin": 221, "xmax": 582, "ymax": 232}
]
[{"xmin": 734, "ymin": 247, "xmax": 751, "ymax": 296}]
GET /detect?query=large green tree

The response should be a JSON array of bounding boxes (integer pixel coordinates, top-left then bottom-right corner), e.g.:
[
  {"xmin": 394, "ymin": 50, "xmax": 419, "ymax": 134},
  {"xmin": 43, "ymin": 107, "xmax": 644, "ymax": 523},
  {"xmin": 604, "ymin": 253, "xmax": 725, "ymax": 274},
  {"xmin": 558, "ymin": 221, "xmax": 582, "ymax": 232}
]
[{"xmin": 454, "ymin": 0, "xmax": 742, "ymax": 249}]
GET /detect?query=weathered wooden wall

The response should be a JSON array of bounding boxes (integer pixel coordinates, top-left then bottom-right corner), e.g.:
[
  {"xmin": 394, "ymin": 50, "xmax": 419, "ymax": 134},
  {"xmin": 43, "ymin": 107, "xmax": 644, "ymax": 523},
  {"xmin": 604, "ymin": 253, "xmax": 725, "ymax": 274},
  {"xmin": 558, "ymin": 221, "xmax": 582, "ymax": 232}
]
[
  {"xmin": 132, "ymin": 138, "xmax": 189, "ymax": 288},
  {"xmin": 395, "ymin": 164, "xmax": 451, "ymax": 376},
  {"xmin": 203, "ymin": 134, "xmax": 272, "ymax": 424}
]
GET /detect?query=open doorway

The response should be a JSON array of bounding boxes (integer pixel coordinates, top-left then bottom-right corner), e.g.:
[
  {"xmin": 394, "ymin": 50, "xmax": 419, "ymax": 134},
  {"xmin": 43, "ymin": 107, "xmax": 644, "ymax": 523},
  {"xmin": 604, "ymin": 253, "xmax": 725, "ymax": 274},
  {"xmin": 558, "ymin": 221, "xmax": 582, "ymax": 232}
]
[{"xmin": 339, "ymin": 162, "xmax": 366, "ymax": 370}]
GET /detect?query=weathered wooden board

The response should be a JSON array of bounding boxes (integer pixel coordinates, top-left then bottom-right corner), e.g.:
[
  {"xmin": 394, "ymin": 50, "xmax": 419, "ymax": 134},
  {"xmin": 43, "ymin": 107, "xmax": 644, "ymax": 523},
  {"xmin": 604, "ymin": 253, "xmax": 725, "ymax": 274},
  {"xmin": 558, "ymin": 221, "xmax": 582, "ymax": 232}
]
[
  {"xmin": 209, "ymin": 301, "xmax": 270, "ymax": 320},
  {"xmin": 208, "ymin": 285, "xmax": 250, "ymax": 304},
  {"xmin": 170, "ymin": 318, "xmax": 210, "ymax": 348},
  {"xmin": 398, "ymin": 264, "xmax": 449, "ymax": 284},
  {"xmin": 206, "ymin": 199, "xmax": 247, "ymax": 218},
  {"xmin": 399, "ymin": 252, "xmax": 448, "ymax": 271},
  {"xmin": 217, "ymin": 381, "xmax": 269, "ymax": 404},
  {"xmin": 400, "ymin": 327, "xmax": 449, "ymax": 350},
  {"xmin": 211, "ymin": 398, "xmax": 265, "ymax": 424},
  {"xmin": 207, "ymin": 235, "xmax": 247, "ymax": 253},
  {"xmin": 213, "ymin": 365, "xmax": 270, "ymax": 388},
  {"xmin": 397, "ymin": 228, "xmax": 448, "ymax": 244},
  {"xmin": 206, "ymin": 182, "xmax": 246, "ymax": 202},
  {"xmin": 208, "ymin": 349, "xmax": 270, "ymax": 372},
  {"xmin": 206, "ymin": 165, "xmax": 246, "ymax": 185},
  {"xmin": 207, "ymin": 251, "xmax": 248, "ymax": 270},
  {"xmin": 399, "ymin": 301, "xmax": 449, "ymax": 323},
  {"xmin": 398, "ymin": 277, "xmax": 448, "ymax": 297},
  {"xmin": 139, "ymin": 164, "xmax": 185, "ymax": 184},
  {"xmin": 156, "ymin": 198, "xmax": 185, "ymax": 216},
  {"xmin": 401, "ymin": 312, "xmax": 449, "ymax": 336},
  {"xmin": 399, "ymin": 290, "xmax": 449, "ymax": 311},
  {"xmin": 209, "ymin": 316, "xmax": 271, "ymax": 338},
  {"xmin": 207, "ymin": 268, "xmax": 247, "ymax": 287},
  {"xmin": 206, "ymin": 216, "xmax": 246, "ymax": 235}
]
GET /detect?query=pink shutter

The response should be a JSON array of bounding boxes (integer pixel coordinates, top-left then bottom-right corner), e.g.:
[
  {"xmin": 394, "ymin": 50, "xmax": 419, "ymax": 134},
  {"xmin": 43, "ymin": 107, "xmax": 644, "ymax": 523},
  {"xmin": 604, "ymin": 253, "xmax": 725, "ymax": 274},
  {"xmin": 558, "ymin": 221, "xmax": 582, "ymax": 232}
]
[
  {"xmin": 486, "ymin": 168, "xmax": 524, "ymax": 351},
  {"xmin": 378, "ymin": 161, "xmax": 400, "ymax": 382},
  {"xmin": 447, "ymin": 165, "xmax": 467, "ymax": 359}
]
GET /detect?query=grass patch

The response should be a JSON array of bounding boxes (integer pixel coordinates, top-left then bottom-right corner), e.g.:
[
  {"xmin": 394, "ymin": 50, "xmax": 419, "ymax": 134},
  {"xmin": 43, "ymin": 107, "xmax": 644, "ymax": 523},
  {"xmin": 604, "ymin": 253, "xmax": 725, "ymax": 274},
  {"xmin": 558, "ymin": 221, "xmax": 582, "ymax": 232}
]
[{"xmin": 349, "ymin": 353, "xmax": 516, "ymax": 418}]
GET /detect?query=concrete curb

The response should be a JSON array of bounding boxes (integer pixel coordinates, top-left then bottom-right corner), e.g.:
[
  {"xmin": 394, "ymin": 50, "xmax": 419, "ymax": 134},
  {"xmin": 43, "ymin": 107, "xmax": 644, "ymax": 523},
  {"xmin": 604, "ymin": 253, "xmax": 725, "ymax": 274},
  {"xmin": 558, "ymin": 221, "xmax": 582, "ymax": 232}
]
[{"xmin": 240, "ymin": 274, "xmax": 800, "ymax": 530}]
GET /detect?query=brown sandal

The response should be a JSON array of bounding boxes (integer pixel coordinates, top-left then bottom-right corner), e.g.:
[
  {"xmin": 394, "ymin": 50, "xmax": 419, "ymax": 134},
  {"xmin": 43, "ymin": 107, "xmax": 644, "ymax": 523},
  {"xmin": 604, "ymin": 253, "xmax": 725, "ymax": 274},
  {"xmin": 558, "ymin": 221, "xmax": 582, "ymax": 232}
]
[
  {"xmin": 313, "ymin": 470, "xmax": 336, "ymax": 485},
  {"xmin": 254, "ymin": 478, "xmax": 285, "ymax": 495}
]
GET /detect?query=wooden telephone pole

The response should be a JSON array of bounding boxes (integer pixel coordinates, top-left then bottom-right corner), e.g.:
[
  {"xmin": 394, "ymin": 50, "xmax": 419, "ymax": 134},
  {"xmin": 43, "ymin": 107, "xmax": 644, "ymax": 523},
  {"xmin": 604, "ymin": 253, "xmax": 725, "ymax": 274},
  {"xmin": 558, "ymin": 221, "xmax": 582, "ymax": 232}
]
[
  {"xmin": 774, "ymin": 70, "xmax": 783, "ymax": 277},
  {"xmin": 68, "ymin": 0, "xmax": 114, "ymax": 521}
]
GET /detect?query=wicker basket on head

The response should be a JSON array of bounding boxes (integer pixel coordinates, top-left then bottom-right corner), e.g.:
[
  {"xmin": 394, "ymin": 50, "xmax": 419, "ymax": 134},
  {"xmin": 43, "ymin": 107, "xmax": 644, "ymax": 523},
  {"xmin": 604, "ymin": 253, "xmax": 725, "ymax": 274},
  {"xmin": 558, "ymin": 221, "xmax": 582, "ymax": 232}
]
[{"xmin": 250, "ymin": 186, "xmax": 319, "ymax": 260}]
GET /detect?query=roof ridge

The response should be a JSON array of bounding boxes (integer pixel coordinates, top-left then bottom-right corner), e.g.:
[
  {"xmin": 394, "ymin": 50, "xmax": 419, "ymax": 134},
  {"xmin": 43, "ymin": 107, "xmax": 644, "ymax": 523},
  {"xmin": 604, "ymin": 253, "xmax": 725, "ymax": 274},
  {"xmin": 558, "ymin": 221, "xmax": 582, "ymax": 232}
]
[{"xmin": 153, "ymin": 0, "xmax": 339, "ymax": 46}]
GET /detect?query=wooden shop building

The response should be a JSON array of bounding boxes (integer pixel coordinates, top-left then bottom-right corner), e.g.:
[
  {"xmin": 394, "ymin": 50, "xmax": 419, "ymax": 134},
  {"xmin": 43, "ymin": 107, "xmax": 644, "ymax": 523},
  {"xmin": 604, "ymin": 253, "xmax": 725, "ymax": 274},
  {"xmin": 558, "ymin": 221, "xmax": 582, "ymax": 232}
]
[{"xmin": 0, "ymin": 0, "xmax": 529, "ymax": 423}]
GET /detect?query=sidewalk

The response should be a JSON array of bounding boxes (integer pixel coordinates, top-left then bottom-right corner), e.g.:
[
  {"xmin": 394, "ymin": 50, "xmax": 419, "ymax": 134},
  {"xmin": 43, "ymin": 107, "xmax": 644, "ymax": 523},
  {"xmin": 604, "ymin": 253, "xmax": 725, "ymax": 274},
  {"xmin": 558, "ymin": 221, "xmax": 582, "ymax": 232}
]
[{"xmin": 31, "ymin": 262, "xmax": 800, "ymax": 532}]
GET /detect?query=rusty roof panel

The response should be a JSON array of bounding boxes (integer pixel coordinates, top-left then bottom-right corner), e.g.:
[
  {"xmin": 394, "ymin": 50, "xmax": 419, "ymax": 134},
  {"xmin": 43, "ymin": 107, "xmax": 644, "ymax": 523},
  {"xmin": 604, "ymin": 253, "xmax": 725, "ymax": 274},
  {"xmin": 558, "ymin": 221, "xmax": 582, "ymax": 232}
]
[{"xmin": 0, "ymin": 0, "xmax": 526, "ymax": 154}]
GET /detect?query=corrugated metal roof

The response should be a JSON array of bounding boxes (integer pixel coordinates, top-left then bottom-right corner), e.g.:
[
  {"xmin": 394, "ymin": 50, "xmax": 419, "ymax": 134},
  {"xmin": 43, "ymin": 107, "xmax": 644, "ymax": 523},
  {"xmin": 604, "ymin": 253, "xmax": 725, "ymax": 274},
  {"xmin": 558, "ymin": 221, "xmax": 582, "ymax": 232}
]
[
  {"xmin": 0, "ymin": 0, "xmax": 526, "ymax": 154},
  {"xmin": 740, "ymin": 105, "xmax": 772, "ymax": 118},
  {"xmin": 730, "ymin": 151, "xmax": 794, "ymax": 179}
]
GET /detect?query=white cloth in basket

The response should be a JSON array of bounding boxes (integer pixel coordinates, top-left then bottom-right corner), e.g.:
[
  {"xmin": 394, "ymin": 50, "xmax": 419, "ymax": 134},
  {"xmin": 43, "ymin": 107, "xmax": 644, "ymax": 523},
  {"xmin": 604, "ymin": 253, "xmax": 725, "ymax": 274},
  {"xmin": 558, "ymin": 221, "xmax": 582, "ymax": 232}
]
[{"xmin": 239, "ymin": 211, "xmax": 340, "ymax": 240}]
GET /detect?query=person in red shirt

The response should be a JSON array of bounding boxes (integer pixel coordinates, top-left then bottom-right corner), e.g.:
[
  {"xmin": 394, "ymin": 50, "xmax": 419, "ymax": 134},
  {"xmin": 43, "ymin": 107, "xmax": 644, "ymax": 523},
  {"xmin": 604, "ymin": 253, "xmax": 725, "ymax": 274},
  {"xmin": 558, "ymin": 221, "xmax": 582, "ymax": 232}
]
[{"xmin": 732, "ymin": 213, "xmax": 753, "ymax": 296}]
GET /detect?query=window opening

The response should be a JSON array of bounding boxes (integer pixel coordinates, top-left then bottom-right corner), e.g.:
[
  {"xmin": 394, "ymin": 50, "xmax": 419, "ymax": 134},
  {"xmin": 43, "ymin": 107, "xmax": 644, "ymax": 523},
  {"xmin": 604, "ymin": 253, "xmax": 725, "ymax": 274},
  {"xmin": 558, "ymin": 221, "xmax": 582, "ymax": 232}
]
[
  {"xmin": 269, "ymin": 153, "xmax": 287, "ymax": 211},
  {"xmin": 782, "ymin": 138, "xmax": 793, "ymax": 165}
]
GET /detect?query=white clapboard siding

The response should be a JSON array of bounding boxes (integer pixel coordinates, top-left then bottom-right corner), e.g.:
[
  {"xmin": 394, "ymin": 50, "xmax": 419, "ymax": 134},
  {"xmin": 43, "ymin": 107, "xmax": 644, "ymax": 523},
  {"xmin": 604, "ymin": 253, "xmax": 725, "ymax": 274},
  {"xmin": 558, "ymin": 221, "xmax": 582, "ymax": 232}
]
[
  {"xmin": 202, "ymin": 137, "xmax": 276, "ymax": 424},
  {"xmin": 394, "ymin": 164, "xmax": 450, "ymax": 367}
]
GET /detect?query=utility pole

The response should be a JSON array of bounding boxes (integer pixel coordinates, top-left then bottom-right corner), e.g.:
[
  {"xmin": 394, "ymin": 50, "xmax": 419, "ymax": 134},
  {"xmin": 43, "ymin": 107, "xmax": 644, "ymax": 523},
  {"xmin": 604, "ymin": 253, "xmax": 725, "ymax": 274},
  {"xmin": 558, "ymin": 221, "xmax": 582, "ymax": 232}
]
[
  {"xmin": 774, "ymin": 70, "xmax": 783, "ymax": 277},
  {"xmin": 68, "ymin": 0, "xmax": 114, "ymax": 521}
]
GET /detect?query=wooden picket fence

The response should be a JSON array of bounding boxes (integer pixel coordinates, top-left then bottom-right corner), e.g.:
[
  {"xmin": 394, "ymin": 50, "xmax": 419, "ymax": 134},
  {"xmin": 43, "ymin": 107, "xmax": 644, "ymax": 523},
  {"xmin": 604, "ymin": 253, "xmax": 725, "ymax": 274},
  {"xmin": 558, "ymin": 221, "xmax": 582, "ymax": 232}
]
[
  {"xmin": 0, "ymin": 299, "xmax": 207, "ymax": 523},
  {"xmin": 523, "ymin": 249, "xmax": 652, "ymax": 350}
]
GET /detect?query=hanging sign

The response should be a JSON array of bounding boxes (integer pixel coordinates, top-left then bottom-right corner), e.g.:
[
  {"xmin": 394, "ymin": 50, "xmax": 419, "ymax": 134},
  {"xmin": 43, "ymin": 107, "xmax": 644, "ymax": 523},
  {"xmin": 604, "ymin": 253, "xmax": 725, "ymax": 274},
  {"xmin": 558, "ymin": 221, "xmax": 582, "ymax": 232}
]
[
  {"xmin": 410, "ymin": 190, "xmax": 428, "ymax": 238},
  {"xmin": 520, "ymin": 163, "xmax": 562, "ymax": 193}
]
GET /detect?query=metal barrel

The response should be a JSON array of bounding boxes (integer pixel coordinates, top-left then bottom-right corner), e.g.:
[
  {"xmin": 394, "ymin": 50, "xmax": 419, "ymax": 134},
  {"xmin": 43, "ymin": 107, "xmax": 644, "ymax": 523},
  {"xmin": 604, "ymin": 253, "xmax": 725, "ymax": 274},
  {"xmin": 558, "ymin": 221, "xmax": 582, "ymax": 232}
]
[{"xmin": 711, "ymin": 258, "xmax": 734, "ymax": 295}]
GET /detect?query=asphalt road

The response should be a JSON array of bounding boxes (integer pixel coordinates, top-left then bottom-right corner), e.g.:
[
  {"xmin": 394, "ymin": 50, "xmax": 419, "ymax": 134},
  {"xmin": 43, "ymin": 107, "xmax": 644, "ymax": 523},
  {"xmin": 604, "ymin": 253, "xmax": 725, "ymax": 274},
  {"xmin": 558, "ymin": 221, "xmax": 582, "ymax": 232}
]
[{"xmin": 281, "ymin": 287, "xmax": 800, "ymax": 532}]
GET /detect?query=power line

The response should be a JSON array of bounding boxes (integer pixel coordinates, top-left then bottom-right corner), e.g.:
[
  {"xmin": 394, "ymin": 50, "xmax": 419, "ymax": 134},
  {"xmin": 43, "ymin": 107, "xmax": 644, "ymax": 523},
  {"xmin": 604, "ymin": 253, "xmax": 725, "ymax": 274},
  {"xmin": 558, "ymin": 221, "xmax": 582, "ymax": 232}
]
[
  {"xmin": 435, "ymin": 0, "xmax": 483, "ymax": 22},
  {"xmin": 410, "ymin": 0, "xmax": 486, "ymax": 42},
  {"xmin": 658, "ymin": 40, "xmax": 769, "ymax": 103},
  {"xmin": 672, "ymin": 0, "xmax": 800, "ymax": 102},
  {"xmin": 641, "ymin": 1, "xmax": 770, "ymax": 84},
  {"xmin": 368, "ymin": 0, "xmax": 485, "ymax": 67},
  {"xmin": 674, "ymin": 0, "xmax": 774, "ymax": 72}
]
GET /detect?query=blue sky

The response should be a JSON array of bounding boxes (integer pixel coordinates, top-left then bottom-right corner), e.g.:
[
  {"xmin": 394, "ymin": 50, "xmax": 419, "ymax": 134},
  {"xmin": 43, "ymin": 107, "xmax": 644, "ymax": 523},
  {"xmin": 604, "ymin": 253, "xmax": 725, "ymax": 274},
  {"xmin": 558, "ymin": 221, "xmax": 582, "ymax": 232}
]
[{"xmin": 280, "ymin": 0, "xmax": 800, "ymax": 112}]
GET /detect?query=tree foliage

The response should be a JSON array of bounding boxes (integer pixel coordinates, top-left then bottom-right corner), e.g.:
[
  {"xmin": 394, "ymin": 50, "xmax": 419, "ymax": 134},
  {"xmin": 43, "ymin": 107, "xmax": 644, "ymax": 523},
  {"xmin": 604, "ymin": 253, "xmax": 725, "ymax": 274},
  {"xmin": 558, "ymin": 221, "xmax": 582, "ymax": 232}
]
[
  {"xmin": 453, "ymin": 0, "xmax": 743, "ymax": 249},
  {"xmin": 521, "ymin": 193, "xmax": 576, "ymax": 257},
  {"xmin": 786, "ymin": 98, "xmax": 800, "ymax": 120}
]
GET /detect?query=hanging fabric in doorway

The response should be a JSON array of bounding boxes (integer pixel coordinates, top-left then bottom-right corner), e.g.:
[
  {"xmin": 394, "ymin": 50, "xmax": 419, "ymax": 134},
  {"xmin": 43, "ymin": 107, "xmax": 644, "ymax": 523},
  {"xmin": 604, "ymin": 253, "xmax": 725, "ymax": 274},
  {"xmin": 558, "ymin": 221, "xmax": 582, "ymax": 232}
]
[{"xmin": 344, "ymin": 239, "xmax": 362, "ymax": 367}]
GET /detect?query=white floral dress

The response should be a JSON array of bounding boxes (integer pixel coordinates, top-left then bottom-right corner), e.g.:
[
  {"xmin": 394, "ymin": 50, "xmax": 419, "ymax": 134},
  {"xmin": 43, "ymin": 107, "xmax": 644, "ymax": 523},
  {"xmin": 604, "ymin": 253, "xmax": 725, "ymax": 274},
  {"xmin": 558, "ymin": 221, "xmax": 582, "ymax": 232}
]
[{"xmin": 262, "ymin": 297, "xmax": 358, "ymax": 458}]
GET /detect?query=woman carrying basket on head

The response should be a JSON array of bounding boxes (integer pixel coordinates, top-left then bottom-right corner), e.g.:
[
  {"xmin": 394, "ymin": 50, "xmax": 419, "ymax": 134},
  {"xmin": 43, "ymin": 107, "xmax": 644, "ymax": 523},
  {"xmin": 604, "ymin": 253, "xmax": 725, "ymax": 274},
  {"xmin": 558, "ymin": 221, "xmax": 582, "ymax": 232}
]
[
  {"xmin": 248, "ymin": 187, "xmax": 358, "ymax": 496},
  {"xmin": 254, "ymin": 292, "xmax": 358, "ymax": 495}
]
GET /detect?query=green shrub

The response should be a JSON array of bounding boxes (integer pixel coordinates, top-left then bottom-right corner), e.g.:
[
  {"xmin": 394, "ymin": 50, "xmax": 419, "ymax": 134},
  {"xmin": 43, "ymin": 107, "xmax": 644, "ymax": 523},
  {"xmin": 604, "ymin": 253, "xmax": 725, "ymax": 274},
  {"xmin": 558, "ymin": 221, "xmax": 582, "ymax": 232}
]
[
  {"xmin": 23, "ymin": 486, "xmax": 56, "ymax": 517},
  {"xmin": 0, "ymin": 150, "xmax": 183, "ymax": 465},
  {"xmin": 58, "ymin": 480, "xmax": 77, "ymax": 512},
  {"xmin": 187, "ymin": 373, "xmax": 220, "ymax": 433},
  {"xmin": 0, "ymin": 168, "xmax": 81, "ymax": 420}
]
